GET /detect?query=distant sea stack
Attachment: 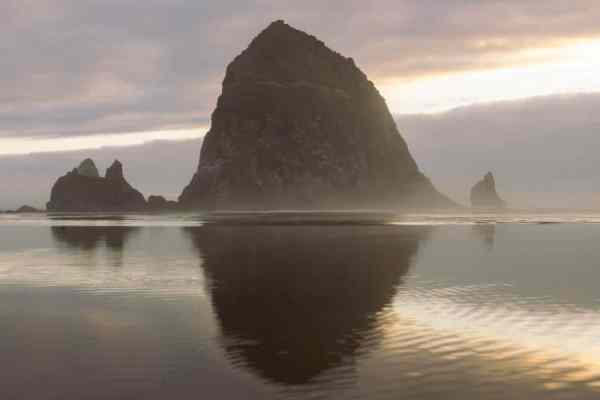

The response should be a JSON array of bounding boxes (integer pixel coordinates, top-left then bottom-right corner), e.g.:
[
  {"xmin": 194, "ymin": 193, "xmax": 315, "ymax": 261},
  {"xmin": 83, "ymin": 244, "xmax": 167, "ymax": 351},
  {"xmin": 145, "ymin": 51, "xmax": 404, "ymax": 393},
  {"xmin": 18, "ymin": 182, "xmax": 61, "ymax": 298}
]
[
  {"xmin": 15, "ymin": 205, "xmax": 43, "ymax": 213},
  {"xmin": 147, "ymin": 195, "xmax": 179, "ymax": 211},
  {"xmin": 470, "ymin": 172, "xmax": 507, "ymax": 208},
  {"xmin": 2, "ymin": 205, "xmax": 43, "ymax": 214},
  {"xmin": 47, "ymin": 159, "xmax": 146, "ymax": 212},
  {"xmin": 179, "ymin": 20, "xmax": 454, "ymax": 210}
]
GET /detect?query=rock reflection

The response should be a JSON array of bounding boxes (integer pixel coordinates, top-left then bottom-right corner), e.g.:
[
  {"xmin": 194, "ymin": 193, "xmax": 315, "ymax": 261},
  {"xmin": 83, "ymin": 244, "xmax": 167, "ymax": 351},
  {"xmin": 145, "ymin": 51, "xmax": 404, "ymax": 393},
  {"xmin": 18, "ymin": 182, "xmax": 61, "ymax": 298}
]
[
  {"xmin": 186, "ymin": 225, "xmax": 429, "ymax": 385},
  {"xmin": 51, "ymin": 226, "xmax": 139, "ymax": 251},
  {"xmin": 51, "ymin": 226, "xmax": 139, "ymax": 268},
  {"xmin": 472, "ymin": 223, "xmax": 495, "ymax": 250}
]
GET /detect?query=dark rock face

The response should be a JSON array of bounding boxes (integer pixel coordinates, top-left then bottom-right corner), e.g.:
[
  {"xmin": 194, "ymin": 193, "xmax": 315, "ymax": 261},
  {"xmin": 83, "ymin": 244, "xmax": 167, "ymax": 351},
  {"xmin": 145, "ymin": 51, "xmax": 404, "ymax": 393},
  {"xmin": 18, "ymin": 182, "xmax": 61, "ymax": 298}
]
[
  {"xmin": 179, "ymin": 20, "xmax": 453, "ymax": 210},
  {"xmin": 47, "ymin": 159, "xmax": 147, "ymax": 212},
  {"xmin": 77, "ymin": 158, "xmax": 100, "ymax": 178},
  {"xmin": 470, "ymin": 172, "xmax": 507, "ymax": 208},
  {"xmin": 147, "ymin": 195, "xmax": 179, "ymax": 211}
]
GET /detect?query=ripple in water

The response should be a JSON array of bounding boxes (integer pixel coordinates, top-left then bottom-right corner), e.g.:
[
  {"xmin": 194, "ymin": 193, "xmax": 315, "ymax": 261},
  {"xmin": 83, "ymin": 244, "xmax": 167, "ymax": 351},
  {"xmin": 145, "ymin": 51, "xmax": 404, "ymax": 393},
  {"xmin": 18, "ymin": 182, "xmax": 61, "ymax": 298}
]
[{"xmin": 0, "ymin": 217, "xmax": 599, "ymax": 399}]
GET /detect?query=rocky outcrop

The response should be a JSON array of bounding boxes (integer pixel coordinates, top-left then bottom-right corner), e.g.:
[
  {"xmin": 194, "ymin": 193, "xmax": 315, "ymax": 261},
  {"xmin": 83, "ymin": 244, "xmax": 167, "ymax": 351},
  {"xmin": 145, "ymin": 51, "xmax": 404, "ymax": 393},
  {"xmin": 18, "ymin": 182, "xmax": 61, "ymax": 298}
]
[
  {"xmin": 47, "ymin": 159, "xmax": 146, "ymax": 211},
  {"xmin": 179, "ymin": 20, "xmax": 454, "ymax": 210},
  {"xmin": 470, "ymin": 172, "xmax": 506, "ymax": 208},
  {"xmin": 76, "ymin": 158, "xmax": 100, "ymax": 178},
  {"xmin": 147, "ymin": 195, "xmax": 179, "ymax": 211},
  {"xmin": 15, "ymin": 205, "xmax": 43, "ymax": 213},
  {"xmin": 1, "ymin": 205, "xmax": 43, "ymax": 213}
]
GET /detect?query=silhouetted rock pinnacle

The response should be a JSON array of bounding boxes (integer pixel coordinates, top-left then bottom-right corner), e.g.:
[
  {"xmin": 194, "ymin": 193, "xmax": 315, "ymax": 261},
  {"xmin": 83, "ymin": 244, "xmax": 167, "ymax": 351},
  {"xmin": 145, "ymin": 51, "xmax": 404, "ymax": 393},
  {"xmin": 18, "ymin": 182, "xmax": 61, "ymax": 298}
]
[
  {"xmin": 76, "ymin": 158, "xmax": 100, "ymax": 178},
  {"xmin": 105, "ymin": 160, "xmax": 125, "ymax": 181},
  {"xmin": 471, "ymin": 172, "xmax": 507, "ymax": 209},
  {"xmin": 47, "ymin": 159, "xmax": 146, "ymax": 211},
  {"xmin": 179, "ymin": 20, "xmax": 454, "ymax": 210}
]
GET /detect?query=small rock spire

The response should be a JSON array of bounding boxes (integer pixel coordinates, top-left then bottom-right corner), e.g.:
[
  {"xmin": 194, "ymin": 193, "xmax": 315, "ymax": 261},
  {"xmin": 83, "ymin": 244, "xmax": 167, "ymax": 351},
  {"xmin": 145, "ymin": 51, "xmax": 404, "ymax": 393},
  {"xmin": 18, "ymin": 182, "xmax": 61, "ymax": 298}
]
[
  {"xmin": 76, "ymin": 158, "xmax": 100, "ymax": 178},
  {"xmin": 471, "ymin": 172, "xmax": 506, "ymax": 208},
  {"xmin": 105, "ymin": 160, "xmax": 124, "ymax": 181}
]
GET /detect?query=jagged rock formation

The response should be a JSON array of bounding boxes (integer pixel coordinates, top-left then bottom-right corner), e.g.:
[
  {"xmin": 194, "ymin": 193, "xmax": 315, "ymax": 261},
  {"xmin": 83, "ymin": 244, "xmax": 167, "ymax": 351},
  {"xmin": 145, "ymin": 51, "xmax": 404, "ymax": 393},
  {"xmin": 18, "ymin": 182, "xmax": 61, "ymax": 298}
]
[
  {"xmin": 179, "ymin": 20, "xmax": 454, "ymax": 210},
  {"xmin": 77, "ymin": 158, "xmax": 100, "ymax": 178},
  {"xmin": 47, "ymin": 159, "xmax": 146, "ymax": 211},
  {"xmin": 470, "ymin": 172, "xmax": 507, "ymax": 208}
]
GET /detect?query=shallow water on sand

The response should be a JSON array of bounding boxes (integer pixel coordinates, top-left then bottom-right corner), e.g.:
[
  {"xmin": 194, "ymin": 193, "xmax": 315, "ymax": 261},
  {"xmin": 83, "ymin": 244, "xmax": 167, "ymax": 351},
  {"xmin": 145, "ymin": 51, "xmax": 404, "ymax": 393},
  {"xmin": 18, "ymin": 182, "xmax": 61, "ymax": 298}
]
[{"xmin": 1, "ymin": 212, "xmax": 600, "ymax": 399}]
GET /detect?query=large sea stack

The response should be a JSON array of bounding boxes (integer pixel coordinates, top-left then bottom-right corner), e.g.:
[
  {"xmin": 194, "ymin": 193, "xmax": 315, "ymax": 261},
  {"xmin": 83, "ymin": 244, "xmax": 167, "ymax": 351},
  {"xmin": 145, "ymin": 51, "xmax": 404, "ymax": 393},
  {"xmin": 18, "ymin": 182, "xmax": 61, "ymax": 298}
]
[
  {"xmin": 47, "ymin": 159, "xmax": 146, "ymax": 211},
  {"xmin": 179, "ymin": 20, "xmax": 454, "ymax": 210},
  {"xmin": 470, "ymin": 172, "xmax": 507, "ymax": 209}
]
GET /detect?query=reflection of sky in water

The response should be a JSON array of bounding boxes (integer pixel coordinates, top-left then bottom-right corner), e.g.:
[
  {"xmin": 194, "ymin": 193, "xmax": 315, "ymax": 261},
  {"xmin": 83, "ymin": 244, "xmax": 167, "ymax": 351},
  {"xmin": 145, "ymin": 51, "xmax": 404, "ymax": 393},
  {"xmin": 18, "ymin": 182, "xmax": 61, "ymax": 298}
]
[
  {"xmin": 377, "ymin": 225, "xmax": 600, "ymax": 398},
  {"xmin": 0, "ymin": 218, "xmax": 600, "ymax": 399},
  {"xmin": 0, "ymin": 227, "xmax": 207, "ymax": 295}
]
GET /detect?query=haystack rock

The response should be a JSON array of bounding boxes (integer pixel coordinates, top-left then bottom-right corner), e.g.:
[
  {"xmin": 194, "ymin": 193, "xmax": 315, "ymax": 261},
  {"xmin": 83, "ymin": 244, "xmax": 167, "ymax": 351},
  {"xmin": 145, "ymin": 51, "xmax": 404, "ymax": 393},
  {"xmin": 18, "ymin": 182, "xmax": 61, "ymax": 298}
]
[
  {"xmin": 470, "ymin": 172, "xmax": 507, "ymax": 209},
  {"xmin": 47, "ymin": 159, "xmax": 146, "ymax": 211},
  {"xmin": 179, "ymin": 20, "xmax": 454, "ymax": 210}
]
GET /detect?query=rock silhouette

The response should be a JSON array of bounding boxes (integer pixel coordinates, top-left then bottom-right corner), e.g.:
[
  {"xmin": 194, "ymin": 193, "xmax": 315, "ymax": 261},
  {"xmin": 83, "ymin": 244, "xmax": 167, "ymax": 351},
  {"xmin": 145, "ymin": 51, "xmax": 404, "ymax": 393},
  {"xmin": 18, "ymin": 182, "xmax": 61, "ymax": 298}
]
[
  {"xmin": 76, "ymin": 158, "xmax": 100, "ymax": 178},
  {"xmin": 15, "ymin": 205, "xmax": 42, "ymax": 213},
  {"xmin": 180, "ymin": 20, "xmax": 453, "ymax": 210},
  {"xmin": 471, "ymin": 172, "xmax": 506, "ymax": 208},
  {"xmin": 147, "ymin": 195, "xmax": 178, "ymax": 211},
  {"xmin": 47, "ymin": 159, "xmax": 146, "ymax": 211}
]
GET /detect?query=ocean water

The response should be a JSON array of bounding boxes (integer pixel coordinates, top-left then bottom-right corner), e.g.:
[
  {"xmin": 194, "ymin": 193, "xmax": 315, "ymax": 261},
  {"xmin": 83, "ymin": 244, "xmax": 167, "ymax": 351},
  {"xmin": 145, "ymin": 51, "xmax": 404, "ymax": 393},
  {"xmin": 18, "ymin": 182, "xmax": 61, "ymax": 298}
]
[{"xmin": 1, "ymin": 212, "xmax": 600, "ymax": 399}]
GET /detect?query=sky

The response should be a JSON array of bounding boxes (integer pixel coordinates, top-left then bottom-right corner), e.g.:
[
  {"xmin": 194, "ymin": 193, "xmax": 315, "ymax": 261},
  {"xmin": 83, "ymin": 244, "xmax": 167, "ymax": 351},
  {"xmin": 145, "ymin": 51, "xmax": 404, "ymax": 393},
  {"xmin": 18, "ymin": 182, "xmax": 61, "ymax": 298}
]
[{"xmin": 2, "ymin": 0, "xmax": 600, "ymax": 208}]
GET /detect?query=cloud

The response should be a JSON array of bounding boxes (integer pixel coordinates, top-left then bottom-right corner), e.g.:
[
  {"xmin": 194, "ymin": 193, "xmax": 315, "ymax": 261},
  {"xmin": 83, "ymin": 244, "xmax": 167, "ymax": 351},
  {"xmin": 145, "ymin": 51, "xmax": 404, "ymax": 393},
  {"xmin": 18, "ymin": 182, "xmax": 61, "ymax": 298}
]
[
  {"xmin": 397, "ymin": 93, "xmax": 600, "ymax": 208},
  {"xmin": 2, "ymin": 1, "xmax": 600, "ymax": 139},
  {"xmin": 0, "ymin": 128, "xmax": 206, "ymax": 156}
]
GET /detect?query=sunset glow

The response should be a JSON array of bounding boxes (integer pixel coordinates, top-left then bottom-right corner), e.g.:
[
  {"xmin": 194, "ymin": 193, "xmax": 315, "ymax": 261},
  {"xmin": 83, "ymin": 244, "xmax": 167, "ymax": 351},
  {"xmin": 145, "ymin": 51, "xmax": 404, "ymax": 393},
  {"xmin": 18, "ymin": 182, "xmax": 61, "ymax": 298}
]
[
  {"xmin": 0, "ymin": 127, "xmax": 207, "ymax": 156},
  {"xmin": 380, "ymin": 37, "xmax": 600, "ymax": 114},
  {"xmin": 5, "ymin": 38, "xmax": 600, "ymax": 156}
]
